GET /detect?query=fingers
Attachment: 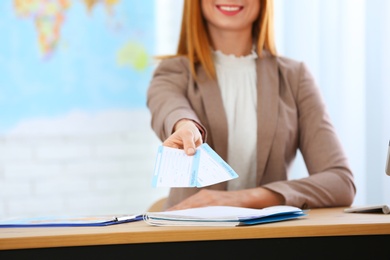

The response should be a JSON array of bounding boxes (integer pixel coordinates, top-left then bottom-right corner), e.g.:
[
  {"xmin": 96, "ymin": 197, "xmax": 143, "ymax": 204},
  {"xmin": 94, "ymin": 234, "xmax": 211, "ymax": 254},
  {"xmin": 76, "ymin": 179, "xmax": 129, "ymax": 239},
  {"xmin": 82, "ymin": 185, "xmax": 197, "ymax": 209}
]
[
  {"xmin": 184, "ymin": 123, "xmax": 203, "ymax": 155},
  {"xmin": 163, "ymin": 120, "xmax": 203, "ymax": 156}
]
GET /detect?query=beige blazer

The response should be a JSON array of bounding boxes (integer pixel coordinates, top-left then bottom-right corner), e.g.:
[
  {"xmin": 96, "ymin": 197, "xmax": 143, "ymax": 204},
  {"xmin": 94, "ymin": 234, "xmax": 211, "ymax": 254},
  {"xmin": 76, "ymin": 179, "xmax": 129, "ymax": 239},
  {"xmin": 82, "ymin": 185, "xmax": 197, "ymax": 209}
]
[{"xmin": 147, "ymin": 54, "xmax": 356, "ymax": 210}]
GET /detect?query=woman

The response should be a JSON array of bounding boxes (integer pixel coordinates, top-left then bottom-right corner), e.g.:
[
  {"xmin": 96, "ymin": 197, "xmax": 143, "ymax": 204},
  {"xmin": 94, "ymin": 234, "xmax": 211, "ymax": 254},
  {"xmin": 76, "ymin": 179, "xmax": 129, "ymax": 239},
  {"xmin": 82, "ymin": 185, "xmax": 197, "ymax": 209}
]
[{"xmin": 147, "ymin": 0, "xmax": 356, "ymax": 211}]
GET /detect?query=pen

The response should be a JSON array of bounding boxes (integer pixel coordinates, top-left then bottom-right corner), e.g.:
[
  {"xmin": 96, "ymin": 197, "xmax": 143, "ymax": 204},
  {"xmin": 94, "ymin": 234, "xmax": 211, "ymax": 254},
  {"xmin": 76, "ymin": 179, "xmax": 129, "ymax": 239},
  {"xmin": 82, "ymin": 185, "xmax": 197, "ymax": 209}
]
[
  {"xmin": 386, "ymin": 140, "xmax": 390, "ymax": 176},
  {"xmin": 115, "ymin": 214, "xmax": 142, "ymax": 222}
]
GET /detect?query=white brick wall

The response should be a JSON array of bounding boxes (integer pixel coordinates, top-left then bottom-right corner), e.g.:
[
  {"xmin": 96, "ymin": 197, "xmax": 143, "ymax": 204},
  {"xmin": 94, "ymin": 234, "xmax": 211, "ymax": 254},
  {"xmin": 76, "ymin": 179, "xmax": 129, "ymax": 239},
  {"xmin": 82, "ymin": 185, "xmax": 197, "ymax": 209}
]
[{"xmin": 0, "ymin": 110, "xmax": 170, "ymax": 219}]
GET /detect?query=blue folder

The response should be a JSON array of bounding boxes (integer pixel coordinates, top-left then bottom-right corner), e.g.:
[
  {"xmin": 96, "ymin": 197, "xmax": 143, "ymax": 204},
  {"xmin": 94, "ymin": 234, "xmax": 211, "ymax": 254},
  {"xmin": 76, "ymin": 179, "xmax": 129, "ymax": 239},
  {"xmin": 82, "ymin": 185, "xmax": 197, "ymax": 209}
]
[{"xmin": 0, "ymin": 214, "xmax": 143, "ymax": 228}]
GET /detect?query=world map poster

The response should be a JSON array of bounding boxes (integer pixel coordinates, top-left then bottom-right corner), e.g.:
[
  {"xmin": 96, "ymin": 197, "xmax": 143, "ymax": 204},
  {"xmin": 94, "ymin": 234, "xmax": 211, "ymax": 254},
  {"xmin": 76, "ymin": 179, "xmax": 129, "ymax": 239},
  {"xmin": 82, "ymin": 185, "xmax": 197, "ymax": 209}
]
[{"xmin": 0, "ymin": 0, "xmax": 155, "ymax": 135}]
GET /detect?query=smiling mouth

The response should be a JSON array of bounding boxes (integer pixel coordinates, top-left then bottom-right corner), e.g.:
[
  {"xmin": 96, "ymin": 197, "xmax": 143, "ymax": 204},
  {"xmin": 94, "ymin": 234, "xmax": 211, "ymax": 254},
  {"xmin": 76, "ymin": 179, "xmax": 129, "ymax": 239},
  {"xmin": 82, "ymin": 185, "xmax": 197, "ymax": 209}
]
[{"xmin": 216, "ymin": 5, "xmax": 244, "ymax": 15}]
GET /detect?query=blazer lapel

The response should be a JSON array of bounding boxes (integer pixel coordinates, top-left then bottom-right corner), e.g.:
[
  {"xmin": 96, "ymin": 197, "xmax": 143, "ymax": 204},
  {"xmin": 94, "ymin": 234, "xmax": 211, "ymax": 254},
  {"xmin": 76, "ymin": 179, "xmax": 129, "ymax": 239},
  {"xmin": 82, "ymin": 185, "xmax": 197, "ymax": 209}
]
[
  {"xmin": 196, "ymin": 66, "xmax": 229, "ymax": 162},
  {"xmin": 256, "ymin": 57, "xmax": 279, "ymax": 184},
  {"xmin": 195, "ymin": 65, "xmax": 229, "ymax": 191}
]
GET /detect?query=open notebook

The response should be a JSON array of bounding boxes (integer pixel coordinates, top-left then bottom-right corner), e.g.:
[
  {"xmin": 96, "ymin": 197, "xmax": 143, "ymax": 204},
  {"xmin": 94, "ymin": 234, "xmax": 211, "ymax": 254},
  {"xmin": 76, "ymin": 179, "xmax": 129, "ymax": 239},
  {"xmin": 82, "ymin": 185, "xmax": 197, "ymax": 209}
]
[{"xmin": 143, "ymin": 205, "xmax": 307, "ymax": 227}]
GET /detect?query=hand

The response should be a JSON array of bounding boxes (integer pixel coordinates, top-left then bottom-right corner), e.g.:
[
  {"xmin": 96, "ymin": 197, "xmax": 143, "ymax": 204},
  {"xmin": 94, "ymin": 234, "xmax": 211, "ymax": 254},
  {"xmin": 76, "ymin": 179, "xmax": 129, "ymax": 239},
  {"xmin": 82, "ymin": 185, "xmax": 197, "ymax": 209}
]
[
  {"xmin": 167, "ymin": 188, "xmax": 285, "ymax": 211},
  {"xmin": 163, "ymin": 119, "xmax": 203, "ymax": 155}
]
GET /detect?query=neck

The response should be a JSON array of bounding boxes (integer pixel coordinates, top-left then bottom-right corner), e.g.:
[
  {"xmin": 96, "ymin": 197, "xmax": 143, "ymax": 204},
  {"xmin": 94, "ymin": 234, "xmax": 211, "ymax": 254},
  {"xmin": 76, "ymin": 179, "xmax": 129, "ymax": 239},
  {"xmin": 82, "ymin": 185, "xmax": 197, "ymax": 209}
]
[{"xmin": 207, "ymin": 26, "xmax": 253, "ymax": 56}]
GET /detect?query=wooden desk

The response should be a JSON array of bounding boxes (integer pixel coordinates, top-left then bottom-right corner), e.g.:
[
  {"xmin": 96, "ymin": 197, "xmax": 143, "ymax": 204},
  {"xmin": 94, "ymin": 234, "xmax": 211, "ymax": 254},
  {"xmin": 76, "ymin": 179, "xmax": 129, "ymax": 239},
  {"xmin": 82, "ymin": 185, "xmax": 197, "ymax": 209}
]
[{"xmin": 1, "ymin": 207, "xmax": 389, "ymax": 259}]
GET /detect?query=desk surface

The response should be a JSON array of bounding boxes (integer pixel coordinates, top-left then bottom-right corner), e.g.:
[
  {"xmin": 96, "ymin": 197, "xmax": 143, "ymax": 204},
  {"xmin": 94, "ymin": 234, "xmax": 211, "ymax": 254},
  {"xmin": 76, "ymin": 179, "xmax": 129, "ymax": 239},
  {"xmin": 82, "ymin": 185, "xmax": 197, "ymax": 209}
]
[{"xmin": 1, "ymin": 207, "xmax": 390, "ymax": 250}]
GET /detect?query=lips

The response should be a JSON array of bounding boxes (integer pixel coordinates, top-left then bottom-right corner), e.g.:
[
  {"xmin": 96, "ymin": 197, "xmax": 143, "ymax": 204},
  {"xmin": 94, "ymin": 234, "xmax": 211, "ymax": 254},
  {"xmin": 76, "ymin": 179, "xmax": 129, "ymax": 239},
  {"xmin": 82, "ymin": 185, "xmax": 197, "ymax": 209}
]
[{"xmin": 216, "ymin": 5, "xmax": 244, "ymax": 16}]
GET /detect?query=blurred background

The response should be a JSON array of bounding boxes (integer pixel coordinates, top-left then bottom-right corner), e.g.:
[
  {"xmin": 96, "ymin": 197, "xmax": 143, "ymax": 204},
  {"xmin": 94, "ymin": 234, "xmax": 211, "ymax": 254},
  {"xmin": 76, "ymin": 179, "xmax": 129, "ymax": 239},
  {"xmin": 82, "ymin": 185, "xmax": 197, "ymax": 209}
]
[{"xmin": 0, "ymin": 0, "xmax": 389, "ymax": 219}]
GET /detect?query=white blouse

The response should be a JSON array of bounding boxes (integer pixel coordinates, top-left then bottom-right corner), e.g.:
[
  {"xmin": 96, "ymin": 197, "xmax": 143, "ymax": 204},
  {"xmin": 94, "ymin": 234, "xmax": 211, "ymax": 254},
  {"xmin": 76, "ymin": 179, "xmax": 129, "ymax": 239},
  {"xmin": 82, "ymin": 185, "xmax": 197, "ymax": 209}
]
[{"xmin": 213, "ymin": 49, "xmax": 258, "ymax": 190}]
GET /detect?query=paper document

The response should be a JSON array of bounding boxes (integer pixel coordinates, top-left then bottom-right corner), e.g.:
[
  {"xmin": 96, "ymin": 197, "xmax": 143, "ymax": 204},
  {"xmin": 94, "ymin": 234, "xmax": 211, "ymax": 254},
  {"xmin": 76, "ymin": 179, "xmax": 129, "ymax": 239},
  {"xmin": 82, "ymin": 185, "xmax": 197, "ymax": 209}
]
[
  {"xmin": 143, "ymin": 205, "xmax": 307, "ymax": 226},
  {"xmin": 152, "ymin": 143, "xmax": 239, "ymax": 187}
]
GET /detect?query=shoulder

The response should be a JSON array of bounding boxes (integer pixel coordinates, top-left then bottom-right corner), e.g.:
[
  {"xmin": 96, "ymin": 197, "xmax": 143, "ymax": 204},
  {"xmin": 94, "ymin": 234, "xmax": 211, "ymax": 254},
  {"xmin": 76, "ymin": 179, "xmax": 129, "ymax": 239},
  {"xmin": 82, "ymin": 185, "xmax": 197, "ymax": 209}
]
[
  {"xmin": 257, "ymin": 52, "xmax": 309, "ymax": 77},
  {"xmin": 268, "ymin": 54, "xmax": 315, "ymax": 86},
  {"xmin": 275, "ymin": 55, "xmax": 301, "ymax": 69},
  {"xmin": 275, "ymin": 55, "xmax": 310, "ymax": 78},
  {"xmin": 256, "ymin": 53, "xmax": 314, "ymax": 89},
  {"xmin": 153, "ymin": 56, "xmax": 191, "ymax": 75},
  {"xmin": 257, "ymin": 54, "xmax": 320, "ymax": 105},
  {"xmin": 149, "ymin": 56, "xmax": 192, "ymax": 88}
]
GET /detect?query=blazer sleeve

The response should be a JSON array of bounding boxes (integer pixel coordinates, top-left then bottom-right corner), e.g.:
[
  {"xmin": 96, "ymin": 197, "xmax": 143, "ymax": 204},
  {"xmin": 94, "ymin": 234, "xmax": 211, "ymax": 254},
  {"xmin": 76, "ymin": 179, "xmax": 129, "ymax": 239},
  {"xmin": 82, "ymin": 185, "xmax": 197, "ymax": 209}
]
[
  {"xmin": 147, "ymin": 57, "xmax": 204, "ymax": 142},
  {"xmin": 263, "ymin": 62, "xmax": 356, "ymax": 209}
]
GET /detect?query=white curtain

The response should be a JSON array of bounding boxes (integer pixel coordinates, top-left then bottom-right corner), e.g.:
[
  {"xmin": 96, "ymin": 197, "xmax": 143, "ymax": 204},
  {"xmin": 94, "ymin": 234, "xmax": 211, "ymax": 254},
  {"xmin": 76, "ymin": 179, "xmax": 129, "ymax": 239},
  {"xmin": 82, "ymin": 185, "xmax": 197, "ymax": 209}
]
[
  {"xmin": 275, "ymin": 0, "xmax": 390, "ymax": 206},
  {"xmin": 156, "ymin": 0, "xmax": 390, "ymax": 206}
]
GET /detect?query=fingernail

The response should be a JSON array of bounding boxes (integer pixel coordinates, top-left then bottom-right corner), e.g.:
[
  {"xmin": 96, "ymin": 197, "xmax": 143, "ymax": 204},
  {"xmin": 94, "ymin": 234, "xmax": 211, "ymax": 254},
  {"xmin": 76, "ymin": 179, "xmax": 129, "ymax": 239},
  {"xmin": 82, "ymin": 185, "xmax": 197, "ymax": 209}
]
[{"xmin": 187, "ymin": 148, "xmax": 195, "ymax": 155}]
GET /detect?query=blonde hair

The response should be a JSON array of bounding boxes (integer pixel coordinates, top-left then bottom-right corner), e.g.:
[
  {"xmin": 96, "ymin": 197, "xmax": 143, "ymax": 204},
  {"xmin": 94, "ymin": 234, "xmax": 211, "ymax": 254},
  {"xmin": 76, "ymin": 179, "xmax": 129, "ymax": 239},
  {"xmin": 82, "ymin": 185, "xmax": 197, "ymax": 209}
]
[{"xmin": 165, "ymin": 0, "xmax": 277, "ymax": 80}]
